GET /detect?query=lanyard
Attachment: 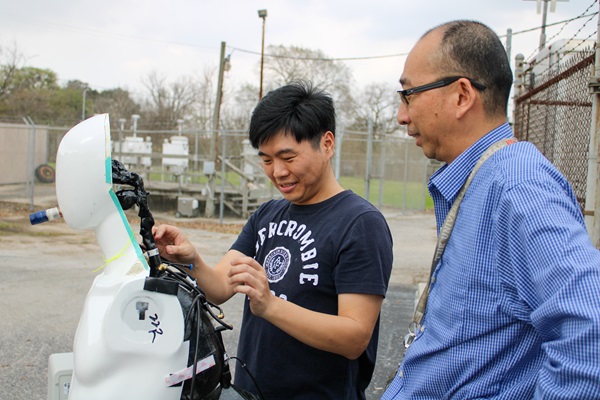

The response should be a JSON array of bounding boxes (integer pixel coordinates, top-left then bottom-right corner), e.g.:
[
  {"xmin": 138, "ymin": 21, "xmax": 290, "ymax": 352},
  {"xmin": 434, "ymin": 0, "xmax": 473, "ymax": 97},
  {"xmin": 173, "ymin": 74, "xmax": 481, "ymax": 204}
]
[{"xmin": 403, "ymin": 137, "xmax": 517, "ymax": 350}]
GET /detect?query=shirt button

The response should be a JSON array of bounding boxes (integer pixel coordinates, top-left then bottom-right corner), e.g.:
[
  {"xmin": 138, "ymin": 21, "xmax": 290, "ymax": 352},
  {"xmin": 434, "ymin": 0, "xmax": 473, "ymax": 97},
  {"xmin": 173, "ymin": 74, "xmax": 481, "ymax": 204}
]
[
  {"xmin": 398, "ymin": 370, "xmax": 404, "ymax": 378},
  {"xmin": 431, "ymin": 276, "xmax": 436, "ymax": 283},
  {"xmin": 420, "ymin": 325, "xmax": 425, "ymax": 332}
]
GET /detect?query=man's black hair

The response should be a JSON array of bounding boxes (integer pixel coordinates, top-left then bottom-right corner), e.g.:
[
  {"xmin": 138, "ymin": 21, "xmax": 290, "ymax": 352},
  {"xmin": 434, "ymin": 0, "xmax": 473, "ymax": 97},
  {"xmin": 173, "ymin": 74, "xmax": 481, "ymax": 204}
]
[{"xmin": 248, "ymin": 80, "xmax": 336, "ymax": 149}]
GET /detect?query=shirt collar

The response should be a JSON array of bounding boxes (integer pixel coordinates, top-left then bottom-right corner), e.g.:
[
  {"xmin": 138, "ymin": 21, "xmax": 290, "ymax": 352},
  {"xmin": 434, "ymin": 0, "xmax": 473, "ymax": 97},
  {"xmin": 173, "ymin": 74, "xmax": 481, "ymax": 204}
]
[{"xmin": 429, "ymin": 123, "xmax": 513, "ymax": 204}]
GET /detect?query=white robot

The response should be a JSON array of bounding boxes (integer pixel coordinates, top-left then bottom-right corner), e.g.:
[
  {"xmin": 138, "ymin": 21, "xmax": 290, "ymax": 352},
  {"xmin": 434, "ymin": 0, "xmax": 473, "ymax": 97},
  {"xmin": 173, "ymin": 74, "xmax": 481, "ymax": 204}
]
[{"xmin": 34, "ymin": 114, "xmax": 260, "ymax": 400}]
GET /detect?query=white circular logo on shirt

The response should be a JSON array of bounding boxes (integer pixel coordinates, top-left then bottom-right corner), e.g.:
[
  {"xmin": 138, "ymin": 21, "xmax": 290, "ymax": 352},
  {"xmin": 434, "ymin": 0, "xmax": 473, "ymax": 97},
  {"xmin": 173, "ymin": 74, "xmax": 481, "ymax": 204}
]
[{"xmin": 264, "ymin": 246, "xmax": 291, "ymax": 283}]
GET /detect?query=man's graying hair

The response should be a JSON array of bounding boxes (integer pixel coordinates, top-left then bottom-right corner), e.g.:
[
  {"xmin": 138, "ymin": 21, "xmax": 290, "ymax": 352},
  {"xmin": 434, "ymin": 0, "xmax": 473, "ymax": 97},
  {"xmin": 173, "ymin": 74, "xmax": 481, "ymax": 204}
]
[{"xmin": 424, "ymin": 20, "xmax": 513, "ymax": 117}]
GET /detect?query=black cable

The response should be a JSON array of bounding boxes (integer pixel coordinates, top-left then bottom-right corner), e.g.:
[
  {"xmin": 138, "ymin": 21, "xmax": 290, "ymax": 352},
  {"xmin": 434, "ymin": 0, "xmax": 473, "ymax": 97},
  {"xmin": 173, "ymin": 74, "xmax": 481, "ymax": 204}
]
[
  {"xmin": 229, "ymin": 357, "xmax": 266, "ymax": 400},
  {"xmin": 189, "ymin": 297, "xmax": 202, "ymax": 399},
  {"xmin": 159, "ymin": 265, "xmax": 263, "ymax": 399},
  {"xmin": 162, "ymin": 262, "xmax": 234, "ymax": 331},
  {"xmin": 158, "ymin": 262, "xmax": 238, "ymax": 399},
  {"xmin": 203, "ymin": 302, "xmax": 233, "ymax": 331}
]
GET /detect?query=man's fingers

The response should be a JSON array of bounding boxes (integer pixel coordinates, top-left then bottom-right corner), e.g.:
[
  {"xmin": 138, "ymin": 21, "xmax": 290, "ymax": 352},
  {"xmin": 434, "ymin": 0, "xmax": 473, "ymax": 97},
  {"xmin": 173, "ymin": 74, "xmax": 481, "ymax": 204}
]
[{"xmin": 230, "ymin": 256, "xmax": 261, "ymax": 272}]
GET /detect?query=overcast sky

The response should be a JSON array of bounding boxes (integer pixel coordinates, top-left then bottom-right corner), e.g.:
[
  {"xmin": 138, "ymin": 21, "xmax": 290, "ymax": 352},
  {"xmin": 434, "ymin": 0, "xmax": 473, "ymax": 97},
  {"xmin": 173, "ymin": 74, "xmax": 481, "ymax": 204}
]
[{"xmin": 1, "ymin": 0, "xmax": 597, "ymax": 99}]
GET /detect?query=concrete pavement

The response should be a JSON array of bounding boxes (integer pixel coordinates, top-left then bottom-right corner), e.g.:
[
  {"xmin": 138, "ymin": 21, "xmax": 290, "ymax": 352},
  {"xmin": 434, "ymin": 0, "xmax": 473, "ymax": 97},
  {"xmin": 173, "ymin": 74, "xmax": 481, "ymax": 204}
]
[{"xmin": 0, "ymin": 183, "xmax": 436, "ymax": 399}]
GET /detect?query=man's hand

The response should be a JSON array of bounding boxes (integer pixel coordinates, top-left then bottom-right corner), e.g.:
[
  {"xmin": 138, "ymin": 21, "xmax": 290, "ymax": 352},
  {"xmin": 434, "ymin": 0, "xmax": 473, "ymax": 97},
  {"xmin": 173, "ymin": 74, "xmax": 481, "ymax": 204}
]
[
  {"xmin": 228, "ymin": 256, "xmax": 273, "ymax": 317},
  {"xmin": 152, "ymin": 224, "xmax": 198, "ymax": 265}
]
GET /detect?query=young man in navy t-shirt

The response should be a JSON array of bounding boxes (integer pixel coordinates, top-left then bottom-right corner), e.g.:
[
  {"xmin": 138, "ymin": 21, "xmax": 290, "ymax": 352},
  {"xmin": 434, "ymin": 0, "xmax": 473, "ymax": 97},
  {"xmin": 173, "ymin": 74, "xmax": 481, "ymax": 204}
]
[{"xmin": 154, "ymin": 81, "xmax": 393, "ymax": 399}]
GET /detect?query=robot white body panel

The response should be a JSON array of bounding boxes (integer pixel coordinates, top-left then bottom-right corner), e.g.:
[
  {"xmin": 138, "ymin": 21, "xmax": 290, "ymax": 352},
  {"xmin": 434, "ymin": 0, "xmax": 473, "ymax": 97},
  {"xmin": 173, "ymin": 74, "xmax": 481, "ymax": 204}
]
[
  {"xmin": 53, "ymin": 114, "xmax": 191, "ymax": 400},
  {"xmin": 69, "ymin": 276, "xmax": 188, "ymax": 400}
]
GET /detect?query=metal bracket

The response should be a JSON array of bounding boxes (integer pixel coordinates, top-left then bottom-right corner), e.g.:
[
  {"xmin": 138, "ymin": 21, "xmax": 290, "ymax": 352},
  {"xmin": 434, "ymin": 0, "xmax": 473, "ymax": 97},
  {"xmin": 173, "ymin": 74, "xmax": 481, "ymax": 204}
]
[{"xmin": 588, "ymin": 78, "xmax": 600, "ymax": 94}]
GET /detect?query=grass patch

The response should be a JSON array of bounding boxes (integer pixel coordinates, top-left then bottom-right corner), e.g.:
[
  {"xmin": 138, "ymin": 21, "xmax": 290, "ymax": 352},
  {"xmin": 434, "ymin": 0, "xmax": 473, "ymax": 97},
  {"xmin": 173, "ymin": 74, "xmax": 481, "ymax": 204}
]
[
  {"xmin": 131, "ymin": 172, "xmax": 436, "ymax": 210},
  {"xmin": 0, "ymin": 221, "xmax": 30, "ymax": 235},
  {"xmin": 0, "ymin": 220, "xmax": 69, "ymax": 237},
  {"xmin": 0, "ymin": 221, "xmax": 15, "ymax": 231},
  {"xmin": 339, "ymin": 176, "xmax": 434, "ymax": 209}
]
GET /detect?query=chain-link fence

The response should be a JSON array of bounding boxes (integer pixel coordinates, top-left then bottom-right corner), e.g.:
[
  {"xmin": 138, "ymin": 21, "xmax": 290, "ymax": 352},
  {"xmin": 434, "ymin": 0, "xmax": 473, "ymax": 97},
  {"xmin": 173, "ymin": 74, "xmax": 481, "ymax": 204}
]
[
  {"xmin": 0, "ymin": 120, "xmax": 434, "ymax": 217},
  {"xmin": 513, "ymin": 50, "xmax": 595, "ymax": 210}
]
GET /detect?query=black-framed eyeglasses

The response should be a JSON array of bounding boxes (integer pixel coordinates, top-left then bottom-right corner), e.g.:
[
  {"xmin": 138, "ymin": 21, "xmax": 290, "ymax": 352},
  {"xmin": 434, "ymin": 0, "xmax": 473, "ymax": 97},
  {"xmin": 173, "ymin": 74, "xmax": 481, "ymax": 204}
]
[{"xmin": 397, "ymin": 76, "xmax": 486, "ymax": 105}]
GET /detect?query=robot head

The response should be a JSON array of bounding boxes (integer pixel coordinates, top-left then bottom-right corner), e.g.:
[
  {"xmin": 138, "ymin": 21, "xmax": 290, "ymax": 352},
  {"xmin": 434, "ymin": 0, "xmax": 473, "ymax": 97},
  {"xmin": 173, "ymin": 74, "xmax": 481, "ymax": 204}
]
[
  {"xmin": 56, "ymin": 114, "xmax": 115, "ymax": 230},
  {"xmin": 54, "ymin": 114, "xmax": 149, "ymax": 276}
]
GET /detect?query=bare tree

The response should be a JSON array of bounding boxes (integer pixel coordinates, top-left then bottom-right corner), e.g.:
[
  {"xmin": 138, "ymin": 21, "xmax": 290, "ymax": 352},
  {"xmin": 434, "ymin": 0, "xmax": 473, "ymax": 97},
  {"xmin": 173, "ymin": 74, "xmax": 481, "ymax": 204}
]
[
  {"xmin": 220, "ymin": 82, "xmax": 258, "ymax": 131},
  {"xmin": 353, "ymin": 82, "xmax": 404, "ymax": 137},
  {"xmin": 189, "ymin": 65, "xmax": 217, "ymax": 134},
  {"xmin": 0, "ymin": 40, "xmax": 26, "ymax": 100},
  {"xmin": 142, "ymin": 71, "xmax": 198, "ymax": 130},
  {"xmin": 263, "ymin": 44, "xmax": 356, "ymax": 122}
]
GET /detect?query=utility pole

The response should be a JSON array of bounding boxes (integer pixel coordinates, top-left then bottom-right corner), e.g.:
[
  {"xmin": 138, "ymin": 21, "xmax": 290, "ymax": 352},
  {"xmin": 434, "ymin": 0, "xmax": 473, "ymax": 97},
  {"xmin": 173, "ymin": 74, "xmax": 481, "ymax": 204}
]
[
  {"xmin": 505, "ymin": 28, "xmax": 512, "ymax": 61},
  {"xmin": 523, "ymin": 0, "xmax": 569, "ymax": 51},
  {"xmin": 206, "ymin": 41, "xmax": 227, "ymax": 218},
  {"xmin": 539, "ymin": 0, "xmax": 549, "ymax": 51},
  {"xmin": 258, "ymin": 9, "xmax": 268, "ymax": 100},
  {"xmin": 82, "ymin": 87, "xmax": 90, "ymax": 121}
]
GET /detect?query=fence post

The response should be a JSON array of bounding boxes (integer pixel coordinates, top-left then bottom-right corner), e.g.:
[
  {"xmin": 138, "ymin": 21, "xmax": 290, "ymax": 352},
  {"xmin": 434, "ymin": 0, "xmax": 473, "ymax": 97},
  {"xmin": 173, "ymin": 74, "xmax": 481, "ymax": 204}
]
[
  {"xmin": 334, "ymin": 121, "xmax": 343, "ymax": 181},
  {"xmin": 512, "ymin": 53, "xmax": 524, "ymax": 133},
  {"xmin": 365, "ymin": 117, "xmax": 373, "ymax": 201},
  {"xmin": 378, "ymin": 132, "xmax": 385, "ymax": 209},
  {"xmin": 585, "ymin": 3, "xmax": 600, "ymax": 247},
  {"xmin": 23, "ymin": 116, "xmax": 36, "ymax": 211},
  {"xmin": 219, "ymin": 133, "xmax": 226, "ymax": 224},
  {"xmin": 505, "ymin": 28, "xmax": 512, "ymax": 63}
]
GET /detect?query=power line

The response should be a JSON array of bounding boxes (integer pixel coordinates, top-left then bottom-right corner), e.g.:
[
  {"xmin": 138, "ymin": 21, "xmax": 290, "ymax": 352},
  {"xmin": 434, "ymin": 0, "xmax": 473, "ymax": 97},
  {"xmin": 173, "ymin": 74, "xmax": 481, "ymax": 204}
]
[
  {"xmin": 230, "ymin": 46, "xmax": 409, "ymax": 61},
  {"xmin": 232, "ymin": 12, "xmax": 598, "ymax": 62}
]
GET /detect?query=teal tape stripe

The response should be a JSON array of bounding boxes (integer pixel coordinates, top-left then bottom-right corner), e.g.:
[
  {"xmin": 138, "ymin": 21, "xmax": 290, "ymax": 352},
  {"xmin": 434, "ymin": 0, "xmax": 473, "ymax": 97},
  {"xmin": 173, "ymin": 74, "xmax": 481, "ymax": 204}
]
[
  {"xmin": 107, "ymin": 161, "xmax": 149, "ymax": 271},
  {"xmin": 105, "ymin": 157, "xmax": 112, "ymax": 184},
  {"xmin": 108, "ymin": 188, "xmax": 149, "ymax": 270}
]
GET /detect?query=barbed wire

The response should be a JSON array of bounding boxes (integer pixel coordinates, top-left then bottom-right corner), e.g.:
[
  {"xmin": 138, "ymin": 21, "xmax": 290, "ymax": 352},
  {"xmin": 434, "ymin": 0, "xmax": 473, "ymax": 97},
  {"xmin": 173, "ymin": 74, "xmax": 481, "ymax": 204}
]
[
  {"xmin": 521, "ymin": 1, "xmax": 597, "ymax": 79},
  {"xmin": 500, "ymin": 11, "xmax": 598, "ymax": 38},
  {"xmin": 523, "ymin": 0, "xmax": 598, "ymax": 63}
]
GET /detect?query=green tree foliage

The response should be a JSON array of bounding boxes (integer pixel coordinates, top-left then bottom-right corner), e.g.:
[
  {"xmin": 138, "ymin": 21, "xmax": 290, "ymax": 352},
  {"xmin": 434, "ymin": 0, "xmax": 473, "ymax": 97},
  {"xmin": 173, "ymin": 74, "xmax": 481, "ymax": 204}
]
[
  {"xmin": 45, "ymin": 80, "xmax": 90, "ymax": 125},
  {"xmin": 94, "ymin": 88, "xmax": 141, "ymax": 129},
  {"xmin": 10, "ymin": 67, "xmax": 59, "ymax": 91},
  {"xmin": 0, "ymin": 41, "xmax": 400, "ymax": 135},
  {"xmin": 0, "ymin": 67, "xmax": 59, "ymax": 123}
]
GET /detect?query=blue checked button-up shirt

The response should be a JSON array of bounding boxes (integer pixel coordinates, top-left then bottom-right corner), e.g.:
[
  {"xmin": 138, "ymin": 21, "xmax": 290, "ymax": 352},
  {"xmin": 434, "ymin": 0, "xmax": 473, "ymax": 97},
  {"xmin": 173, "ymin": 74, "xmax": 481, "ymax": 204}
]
[{"xmin": 382, "ymin": 123, "xmax": 600, "ymax": 399}]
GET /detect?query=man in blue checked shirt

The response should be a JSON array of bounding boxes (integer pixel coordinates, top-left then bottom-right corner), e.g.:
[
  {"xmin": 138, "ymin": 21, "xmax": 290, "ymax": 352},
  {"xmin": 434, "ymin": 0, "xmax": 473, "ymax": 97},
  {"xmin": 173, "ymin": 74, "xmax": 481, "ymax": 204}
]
[{"xmin": 382, "ymin": 20, "xmax": 600, "ymax": 399}]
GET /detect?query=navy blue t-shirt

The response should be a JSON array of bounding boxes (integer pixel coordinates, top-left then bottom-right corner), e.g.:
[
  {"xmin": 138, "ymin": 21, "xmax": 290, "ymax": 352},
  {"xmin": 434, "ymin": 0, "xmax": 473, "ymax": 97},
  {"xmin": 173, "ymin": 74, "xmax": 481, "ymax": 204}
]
[{"xmin": 231, "ymin": 190, "xmax": 393, "ymax": 400}]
